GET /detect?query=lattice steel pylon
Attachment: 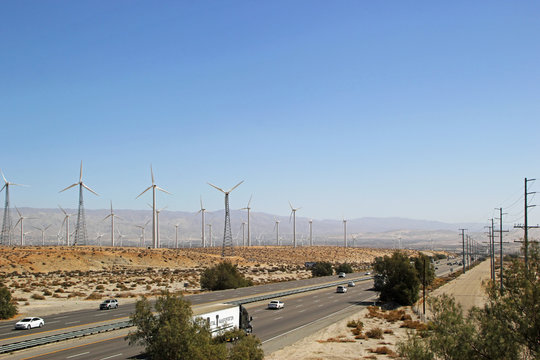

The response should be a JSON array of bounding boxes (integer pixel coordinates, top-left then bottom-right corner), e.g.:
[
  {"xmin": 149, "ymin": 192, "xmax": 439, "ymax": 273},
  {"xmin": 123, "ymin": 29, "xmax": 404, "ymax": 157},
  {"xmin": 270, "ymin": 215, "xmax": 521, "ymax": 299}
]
[
  {"xmin": 208, "ymin": 181, "xmax": 244, "ymax": 257},
  {"xmin": 60, "ymin": 162, "xmax": 98, "ymax": 246},
  {"xmin": 1, "ymin": 171, "xmax": 26, "ymax": 246}
]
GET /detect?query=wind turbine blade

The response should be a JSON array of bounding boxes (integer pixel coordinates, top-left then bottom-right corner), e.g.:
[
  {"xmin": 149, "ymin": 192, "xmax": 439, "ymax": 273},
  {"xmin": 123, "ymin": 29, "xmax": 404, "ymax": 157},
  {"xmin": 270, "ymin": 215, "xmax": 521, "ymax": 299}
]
[
  {"xmin": 0, "ymin": 184, "xmax": 5, "ymax": 192},
  {"xmin": 32, "ymin": 226, "xmax": 41, "ymax": 230},
  {"xmin": 156, "ymin": 186, "xmax": 171, "ymax": 195},
  {"xmin": 247, "ymin": 194, "xmax": 252, "ymax": 208},
  {"xmin": 0, "ymin": 170, "xmax": 6, "ymax": 183},
  {"xmin": 228, "ymin": 180, "xmax": 244, "ymax": 193},
  {"xmin": 136, "ymin": 186, "xmax": 153, "ymax": 199},
  {"xmin": 147, "ymin": 203, "xmax": 153, "ymax": 209},
  {"xmin": 59, "ymin": 183, "xmax": 78, "ymax": 193},
  {"xmin": 207, "ymin": 182, "xmax": 225, "ymax": 193},
  {"xmin": 289, "ymin": 201, "xmax": 293, "ymax": 210},
  {"xmin": 15, "ymin": 206, "xmax": 21, "ymax": 217},
  {"xmin": 158, "ymin": 205, "xmax": 167, "ymax": 212},
  {"xmin": 79, "ymin": 161, "xmax": 83, "ymax": 182},
  {"xmin": 297, "ymin": 207, "xmax": 302, "ymax": 211},
  {"xmin": 103, "ymin": 214, "xmax": 112, "ymax": 221},
  {"xmin": 10, "ymin": 183, "xmax": 28, "ymax": 187},
  {"xmin": 145, "ymin": 219, "xmax": 150, "ymax": 226},
  {"xmin": 200, "ymin": 196, "xmax": 204, "ymax": 210},
  {"xmin": 82, "ymin": 183, "xmax": 99, "ymax": 196},
  {"xmin": 150, "ymin": 165, "xmax": 155, "ymax": 185},
  {"xmin": 110, "ymin": 200, "xmax": 113, "ymax": 213},
  {"xmin": 116, "ymin": 215, "xmax": 124, "ymax": 221},
  {"xmin": 289, "ymin": 211, "xmax": 293, "ymax": 223},
  {"xmin": 58, "ymin": 205, "xmax": 67, "ymax": 215},
  {"xmin": 44, "ymin": 225, "xmax": 52, "ymax": 231}
]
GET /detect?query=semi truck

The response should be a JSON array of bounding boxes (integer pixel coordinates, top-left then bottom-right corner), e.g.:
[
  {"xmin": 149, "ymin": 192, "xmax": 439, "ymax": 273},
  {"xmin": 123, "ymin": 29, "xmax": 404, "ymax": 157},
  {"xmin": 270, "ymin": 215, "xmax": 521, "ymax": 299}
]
[{"xmin": 192, "ymin": 303, "xmax": 253, "ymax": 337}]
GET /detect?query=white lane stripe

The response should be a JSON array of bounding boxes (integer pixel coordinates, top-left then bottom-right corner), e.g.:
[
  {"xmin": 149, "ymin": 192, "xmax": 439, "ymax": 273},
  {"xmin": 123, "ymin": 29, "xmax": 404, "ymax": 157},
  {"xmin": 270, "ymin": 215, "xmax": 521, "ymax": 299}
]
[
  {"xmin": 274, "ymin": 316, "xmax": 283, "ymax": 320},
  {"xmin": 66, "ymin": 351, "xmax": 90, "ymax": 358},
  {"xmin": 262, "ymin": 295, "xmax": 376, "ymax": 344},
  {"xmin": 99, "ymin": 354, "xmax": 122, "ymax": 360},
  {"xmin": 65, "ymin": 321, "xmax": 80, "ymax": 325},
  {"xmin": 53, "ymin": 316, "xmax": 69, "ymax": 319}
]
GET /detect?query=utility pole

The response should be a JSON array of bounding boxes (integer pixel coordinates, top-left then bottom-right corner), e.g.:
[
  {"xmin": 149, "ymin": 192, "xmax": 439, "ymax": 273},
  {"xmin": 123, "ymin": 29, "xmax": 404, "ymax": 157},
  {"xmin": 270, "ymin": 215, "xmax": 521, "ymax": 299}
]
[
  {"xmin": 494, "ymin": 208, "xmax": 509, "ymax": 294},
  {"xmin": 514, "ymin": 178, "xmax": 538, "ymax": 269},
  {"xmin": 484, "ymin": 223, "xmax": 493, "ymax": 281},
  {"xmin": 459, "ymin": 229, "xmax": 467, "ymax": 273}
]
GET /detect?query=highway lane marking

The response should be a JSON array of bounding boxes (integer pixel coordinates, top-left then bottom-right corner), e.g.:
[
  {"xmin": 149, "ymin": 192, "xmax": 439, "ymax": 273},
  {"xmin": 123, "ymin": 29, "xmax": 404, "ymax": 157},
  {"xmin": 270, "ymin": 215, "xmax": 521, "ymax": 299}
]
[
  {"xmin": 94, "ymin": 313, "xmax": 108, "ymax": 316},
  {"xmin": 274, "ymin": 317, "xmax": 283, "ymax": 320},
  {"xmin": 46, "ymin": 320, "xmax": 60, "ymax": 324},
  {"xmin": 318, "ymin": 304, "xmax": 324, "ymax": 307},
  {"xmin": 1, "ymin": 317, "xmax": 130, "ymax": 342},
  {"xmin": 66, "ymin": 351, "xmax": 90, "ymax": 358},
  {"xmin": 262, "ymin": 296, "xmax": 376, "ymax": 345},
  {"xmin": 19, "ymin": 334, "xmax": 127, "ymax": 360},
  {"xmin": 298, "ymin": 309, "xmax": 305, "ymax": 313},
  {"xmin": 65, "ymin": 321, "xmax": 81, "ymax": 325},
  {"xmin": 99, "ymin": 354, "xmax": 122, "ymax": 360},
  {"xmin": 53, "ymin": 316, "xmax": 69, "ymax": 319}
]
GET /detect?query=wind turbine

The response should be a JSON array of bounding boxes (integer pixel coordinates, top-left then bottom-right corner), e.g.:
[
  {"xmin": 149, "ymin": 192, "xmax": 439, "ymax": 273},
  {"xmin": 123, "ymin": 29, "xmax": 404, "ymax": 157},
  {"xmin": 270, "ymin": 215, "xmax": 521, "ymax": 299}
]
[
  {"xmin": 343, "ymin": 217, "xmax": 347, "ymax": 247},
  {"xmin": 59, "ymin": 206, "xmax": 73, "ymax": 246},
  {"xmin": 117, "ymin": 229, "xmax": 126, "ymax": 247},
  {"xmin": 273, "ymin": 218, "xmax": 280, "ymax": 246},
  {"xmin": 1, "ymin": 170, "xmax": 27, "ymax": 245},
  {"xmin": 241, "ymin": 221, "xmax": 247, "ymax": 246},
  {"xmin": 135, "ymin": 220, "xmax": 150, "ymax": 247},
  {"xmin": 197, "ymin": 197, "xmax": 206, "ymax": 247},
  {"xmin": 240, "ymin": 195, "xmax": 253, "ymax": 246},
  {"xmin": 14, "ymin": 207, "xmax": 33, "ymax": 246},
  {"xmin": 174, "ymin": 223, "xmax": 180, "ymax": 249},
  {"xmin": 33, "ymin": 224, "xmax": 51, "ymax": 246},
  {"xmin": 207, "ymin": 181, "xmax": 244, "ymax": 257},
  {"xmin": 289, "ymin": 201, "xmax": 301, "ymax": 248},
  {"xmin": 59, "ymin": 161, "xmax": 99, "ymax": 246},
  {"xmin": 309, "ymin": 219, "xmax": 313, "ymax": 246},
  {"xmin": 136, "ymin": 165, "xmax": 171, "ymax": 249},
  {"xmin": 103, "ymin": 201, "xmax": 122, "ymax": 247},
  {"xmin": 96, "ymin": 232, "xmax": 104, "ymax": 246}
]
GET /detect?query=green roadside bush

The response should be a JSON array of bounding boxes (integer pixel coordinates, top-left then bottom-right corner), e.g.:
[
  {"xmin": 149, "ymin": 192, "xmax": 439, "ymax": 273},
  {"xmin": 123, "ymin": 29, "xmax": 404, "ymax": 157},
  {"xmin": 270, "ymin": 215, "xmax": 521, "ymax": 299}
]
[
  {"xmin": 0, "ymin": 286, "xmax": 18, "ymax": 319},
  {"xmin": 335, "ymin": 263, "xmax": 353, "ymax": 274},
  {"xmin": 200, "ymin": 261, "xmax": 253, "ymax": 291},
  {"xmin": 311, "ymin": 262, "xmax": 334, "ymax": 277}
]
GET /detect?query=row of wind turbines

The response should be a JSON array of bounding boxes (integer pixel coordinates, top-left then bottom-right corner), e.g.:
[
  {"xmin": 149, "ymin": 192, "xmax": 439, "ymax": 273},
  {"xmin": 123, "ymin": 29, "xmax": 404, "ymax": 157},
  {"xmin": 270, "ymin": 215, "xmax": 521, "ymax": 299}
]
[{"xmin": 1, "ymin": 163, "xmax": 353, "ymax": 253}]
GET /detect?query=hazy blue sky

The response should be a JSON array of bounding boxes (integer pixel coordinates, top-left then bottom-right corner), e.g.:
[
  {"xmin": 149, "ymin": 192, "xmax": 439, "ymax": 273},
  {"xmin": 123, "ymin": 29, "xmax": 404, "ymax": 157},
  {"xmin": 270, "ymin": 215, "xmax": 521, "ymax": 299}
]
[{"xmin": 1, "ymin": 1, "xmax": 539, "ymax": 225}]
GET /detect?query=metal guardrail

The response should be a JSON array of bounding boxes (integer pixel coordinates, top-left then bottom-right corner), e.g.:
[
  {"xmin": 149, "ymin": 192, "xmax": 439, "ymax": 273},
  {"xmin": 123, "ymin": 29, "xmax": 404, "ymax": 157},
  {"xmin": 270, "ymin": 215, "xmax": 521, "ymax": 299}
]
[
  {"xmin": 0, "ymin": 320, "xmax": 131, "ymax": 354},
  {"xmin": 0, "ymin": 275, "xmax": 373, "ymax": 354},
  {"xmin": 226, "ymin": 276, "xmax": 372, "ymax": 305}
]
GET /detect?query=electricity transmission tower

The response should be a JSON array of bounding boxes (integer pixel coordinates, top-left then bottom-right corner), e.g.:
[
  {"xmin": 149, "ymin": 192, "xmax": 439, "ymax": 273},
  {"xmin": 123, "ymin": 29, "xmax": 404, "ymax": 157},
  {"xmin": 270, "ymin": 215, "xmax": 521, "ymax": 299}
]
[
  {"xmin": 514, "ymin": 178, "xmax": 539, "ymax": 269},
  {"xmin": 1, "ymin": 171, "xmax": 26, "ymax": 245},
  {"xmin": 60, "ymin": 162, "xmax": 98, "ymax": 246},
  {"xmin": 208, "ymin": 181, "xmax": 243, "ymax": 257}
]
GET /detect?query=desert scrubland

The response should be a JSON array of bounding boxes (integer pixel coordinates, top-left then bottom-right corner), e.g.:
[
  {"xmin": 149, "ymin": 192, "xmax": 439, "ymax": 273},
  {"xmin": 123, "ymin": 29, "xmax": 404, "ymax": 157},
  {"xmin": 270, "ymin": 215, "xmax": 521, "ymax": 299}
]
[{"xmin": 0, "ymin": 245, "xmax": 423, "ymax": 316}]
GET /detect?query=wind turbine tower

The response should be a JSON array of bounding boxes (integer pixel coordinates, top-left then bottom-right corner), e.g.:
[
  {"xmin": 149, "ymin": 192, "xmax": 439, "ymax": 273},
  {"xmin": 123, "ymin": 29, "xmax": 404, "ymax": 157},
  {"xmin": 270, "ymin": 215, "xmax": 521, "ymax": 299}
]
[
  {"xmin": 135, "ymin": 220, "xmax": 150, "ymax": 247},
  {"xmin": 33, "ymin": 224, "xmax": 51, "ymax": 246},
  {"xmin": 59, "ymin": 162, "xmax": 98, "ymax": 246},
  {"xmin": 198, "ymin": 197, "xmax": 206, "ymax": 247},
  {"xmin": 241, "ymin": 195, "xmax": 253, "ymax": 246},
  {"xmin": 1, "ymin": 171, "xmax": 26, "ymax": 245},
  {"xmin": 137, "ymin": 166, "xmax": 170, "ymax": 249},
  {"xmin": 343, "ymin": 218, "xmax": 347, "ymax": 247},
  {"xmin": 103, "ymin": 201, "xmax": 122, "ymax": 247},
  {"xmin": 59, "ymin": 206, "xmax": 74, "ymax": 246},
  {"xmin": 289, "ymin": 201, "xmax": 301, "ymax": 248},
  {"xmin": 273, "ymin": 218, "xmax": 280, "ymax": 245},
  {"xmin": 241, "ymin": 221, "xmax": 246, "ymax": 246},
  {"xmin": 309, "ymin": 219, "xmax": 313, "ymax": 246},
  {"xmin": 15, "ymin": 207, "xmax": 32, "ymax": 246},
  {"xmin": 208, "ymin": 181, "xmax": 244, "ymax": 257},
  {"xmin": 207, "ymin": 223, "xmax": 213, "ymax": 247},
  {"xmin": 175, "ymin": 223, "xmax": 179, "ymax": 249}
]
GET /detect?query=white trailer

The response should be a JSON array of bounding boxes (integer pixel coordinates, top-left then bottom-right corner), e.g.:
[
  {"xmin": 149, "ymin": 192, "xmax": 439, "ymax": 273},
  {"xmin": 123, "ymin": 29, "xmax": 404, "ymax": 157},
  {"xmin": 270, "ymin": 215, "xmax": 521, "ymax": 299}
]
[{"xmin": 192, "ymin": 303, "xmax": 253, "ymax": 337}]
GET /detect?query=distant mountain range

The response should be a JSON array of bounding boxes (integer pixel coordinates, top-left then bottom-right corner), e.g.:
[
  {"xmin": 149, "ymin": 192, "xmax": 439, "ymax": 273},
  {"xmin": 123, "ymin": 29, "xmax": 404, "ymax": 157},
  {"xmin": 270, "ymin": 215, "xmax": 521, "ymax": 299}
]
[{"xmin": 3, "ymin": 207, "xmax": 531, "ymax": 253}]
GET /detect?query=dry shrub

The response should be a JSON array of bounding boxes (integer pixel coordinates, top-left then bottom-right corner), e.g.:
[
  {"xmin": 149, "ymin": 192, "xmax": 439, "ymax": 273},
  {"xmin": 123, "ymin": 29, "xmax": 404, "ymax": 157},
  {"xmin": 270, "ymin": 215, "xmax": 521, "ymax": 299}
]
[
  {"xmin": 85, "ymin": 292, "xmax": 103, "ymax": 300},
  {"xmin": 95, "ymin": 284, "xmax": 105, "ymax": 290},
  {"xmin": 31, "ymin": 293, "xmax": 45, "ymax": 300},
  {"xmin": 400, "ymin": 319, "xmax": 428, "ymax": 331},
  {"xmin": 317, "ymin": 337, "xmax": 355, "ymax": 343},
  {"xmin": 370, "ymin": 346, "xmax": 397, "ymax": 356},
  {"xmin": 384, "ymin": 309, "xmax": 411, "ymax": 322},
  {"xmin": 347, "ymin": 319, "xmax": 363, "ymax": 328},
  {"xmin": 355, "ymin": 333, "xmax": 368, "ymax": 339},
  {"xmin": 43, "ymin": 289, "xmax": 52, "ymax": 296},
  {"xmin": 384, "ymin": 328, "xmax": 394, "ymax": 334},
  {"xmin": 68, "ymin": 291, "xmax": 86, "ymax": 298},
  {"xmin": 366, "ymin": 327, "xmax": 384, "ymax": 339}
]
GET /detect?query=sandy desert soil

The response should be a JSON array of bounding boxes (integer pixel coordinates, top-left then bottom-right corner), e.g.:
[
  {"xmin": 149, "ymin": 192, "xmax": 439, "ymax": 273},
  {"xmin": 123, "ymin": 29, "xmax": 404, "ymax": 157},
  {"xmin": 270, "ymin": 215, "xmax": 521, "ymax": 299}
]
[
  {"xmin": 0, "ymin": 245, "xmax": 430, "ymax": 317},
  {"xmin": 266, "ymin": 260, "xmax": 490, "ymax": 359}
]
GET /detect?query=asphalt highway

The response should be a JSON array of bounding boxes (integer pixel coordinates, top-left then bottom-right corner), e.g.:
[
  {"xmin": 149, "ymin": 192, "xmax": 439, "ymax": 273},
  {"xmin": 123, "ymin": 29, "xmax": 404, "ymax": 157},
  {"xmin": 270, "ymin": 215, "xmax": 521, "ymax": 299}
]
[{"xmin": 3, "ymin": 261, "xmax": 456, "ymax": 359}]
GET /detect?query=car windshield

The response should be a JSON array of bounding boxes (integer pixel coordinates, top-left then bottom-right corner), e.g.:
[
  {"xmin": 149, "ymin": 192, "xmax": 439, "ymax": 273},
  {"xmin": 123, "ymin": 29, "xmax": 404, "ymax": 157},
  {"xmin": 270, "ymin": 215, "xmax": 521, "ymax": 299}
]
[{"xmin": 20, "ymin": 318, "xmax": 31, "ymax": 322}]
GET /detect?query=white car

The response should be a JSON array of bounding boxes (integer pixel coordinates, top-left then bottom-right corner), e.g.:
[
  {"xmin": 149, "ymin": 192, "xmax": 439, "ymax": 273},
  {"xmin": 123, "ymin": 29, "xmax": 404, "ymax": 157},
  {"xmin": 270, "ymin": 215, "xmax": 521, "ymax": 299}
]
[
  {"xmin": 15, "ymin": 317, "xmax": 44, "ymax": 330},
  {"xmin": 347, "ymin": 281, "xmax": 356, "ymax": 287},
  {"xmin": 336, "ymin": 285, "xmax": 348, "ymax": 293},
  {"xmin": 338, "ymin": 272, "xmax": 346, "ymax": 278},
  {"xmin": 365, "ymin": 272, "xmax": 371, "ymax": 275},
  {"xmin": 267, "ymin": 300, "xmax": 284, "ymax": 309}
]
